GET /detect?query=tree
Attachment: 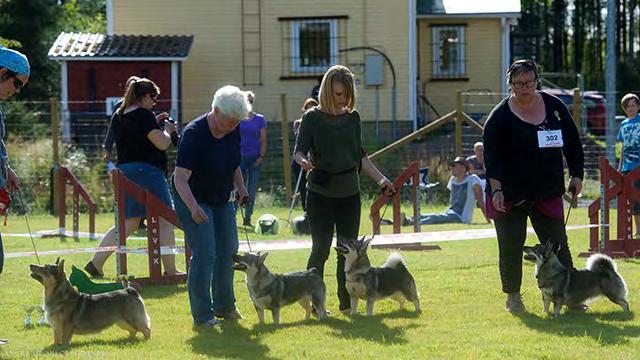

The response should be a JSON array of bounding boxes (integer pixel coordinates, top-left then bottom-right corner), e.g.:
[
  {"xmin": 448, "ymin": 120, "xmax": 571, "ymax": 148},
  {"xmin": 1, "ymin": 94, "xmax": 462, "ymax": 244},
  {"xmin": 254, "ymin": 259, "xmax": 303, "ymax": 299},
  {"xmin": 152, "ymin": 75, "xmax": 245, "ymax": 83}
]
[{"xmin": 0, "ymin": 0, "xmax": 105, "ymax": 101}]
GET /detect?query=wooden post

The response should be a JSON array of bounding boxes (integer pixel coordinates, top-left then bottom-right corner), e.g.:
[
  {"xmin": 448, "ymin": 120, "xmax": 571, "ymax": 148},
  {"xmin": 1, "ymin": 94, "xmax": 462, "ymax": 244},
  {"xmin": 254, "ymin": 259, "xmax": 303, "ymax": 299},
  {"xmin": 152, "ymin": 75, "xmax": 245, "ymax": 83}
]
[
  {"xmin": 50, "ymin": 97, "xmax": 60, "ymax": 216},
  {"xmin": 572, "ymin": 88, "xmax": 581, "ymax": 129},
  {"xmin": 455, "ymin": 90, "xmax": 463, "ymax": 156},
  {"xmin": 280, "ymin": 94, "xmax": 292, "ymax": 204}
]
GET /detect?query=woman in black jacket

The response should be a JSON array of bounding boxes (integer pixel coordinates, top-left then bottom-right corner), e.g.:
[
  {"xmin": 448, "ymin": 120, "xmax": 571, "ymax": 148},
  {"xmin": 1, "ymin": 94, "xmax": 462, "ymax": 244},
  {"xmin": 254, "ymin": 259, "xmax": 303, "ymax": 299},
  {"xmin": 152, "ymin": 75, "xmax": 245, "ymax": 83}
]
[{"xmin": 483, "ymin": 59, "xmax": 584, "ymax": 313}]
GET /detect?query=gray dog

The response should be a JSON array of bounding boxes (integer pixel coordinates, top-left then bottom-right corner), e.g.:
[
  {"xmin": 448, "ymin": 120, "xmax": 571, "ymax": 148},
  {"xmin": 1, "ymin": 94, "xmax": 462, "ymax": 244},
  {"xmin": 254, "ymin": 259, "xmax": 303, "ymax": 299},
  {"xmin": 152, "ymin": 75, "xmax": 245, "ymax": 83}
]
[
  {"xmin": 336, "ymin": 237, "xmax": 421, "ymax": 316},
  {"xmin": 233, "ymin": 252, "xmax": 326, "ymax": 324},
  {"xmin": 523, "ymin": 242, "xmax": 630, "ymax": 316}
]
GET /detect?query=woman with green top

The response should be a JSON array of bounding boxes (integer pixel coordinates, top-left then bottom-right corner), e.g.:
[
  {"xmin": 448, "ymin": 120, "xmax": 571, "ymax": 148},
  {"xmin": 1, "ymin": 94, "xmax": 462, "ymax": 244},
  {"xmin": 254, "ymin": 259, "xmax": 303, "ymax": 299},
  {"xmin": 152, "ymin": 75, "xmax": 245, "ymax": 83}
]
[{"xmin": 294, "ymin": 65, "xmax": 396, "ymax": 313}]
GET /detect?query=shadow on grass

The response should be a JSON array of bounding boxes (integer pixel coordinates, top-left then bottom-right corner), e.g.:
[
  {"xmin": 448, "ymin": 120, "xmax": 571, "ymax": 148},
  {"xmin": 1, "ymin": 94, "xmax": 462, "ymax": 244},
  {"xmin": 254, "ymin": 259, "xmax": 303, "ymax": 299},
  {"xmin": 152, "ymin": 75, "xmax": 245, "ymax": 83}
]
[
  {"xmin": 139, "ymin": 284, "xmax": 188, "ymax": 299},
  {"xmin": 330, "ymin": 311, "xmax": 418, "ymax": 345},
  {"xmin": 41, "ymin": 337, "xmax": 146, "ymax": 354},
  {"xmin": 515, "ymin": 310, "xmax": 638, "ymax": 345},
  {"xmin": 188, "ymin": 321, "xmax": 275, "ymax": 359}
]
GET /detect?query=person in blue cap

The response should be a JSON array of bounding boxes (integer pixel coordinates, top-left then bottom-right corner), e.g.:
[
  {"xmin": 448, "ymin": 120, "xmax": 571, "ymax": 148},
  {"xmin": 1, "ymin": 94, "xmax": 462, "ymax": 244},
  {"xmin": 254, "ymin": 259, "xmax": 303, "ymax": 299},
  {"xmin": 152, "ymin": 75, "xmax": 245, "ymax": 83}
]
[{"xmin": 0, "ymin": 45, "xmax": 29, "ymax": 346}]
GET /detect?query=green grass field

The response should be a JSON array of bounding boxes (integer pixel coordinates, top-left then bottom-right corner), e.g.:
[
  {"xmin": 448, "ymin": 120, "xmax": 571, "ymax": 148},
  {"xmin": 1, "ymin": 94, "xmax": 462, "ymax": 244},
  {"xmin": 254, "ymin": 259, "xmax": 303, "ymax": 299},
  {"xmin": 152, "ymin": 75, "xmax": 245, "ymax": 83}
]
[{"xmin": 0, "ymin": 206, "xmax": 638, "ymax": 359}]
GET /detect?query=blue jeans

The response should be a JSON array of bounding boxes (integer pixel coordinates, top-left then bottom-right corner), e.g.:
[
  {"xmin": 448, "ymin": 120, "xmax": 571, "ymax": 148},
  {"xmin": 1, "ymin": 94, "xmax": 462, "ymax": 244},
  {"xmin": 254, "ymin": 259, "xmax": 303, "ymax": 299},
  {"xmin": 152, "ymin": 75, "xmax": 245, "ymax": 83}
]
[
  {"xmin": 240, "ymin": 155, "xmax": 262, "ymax": 223},
  {"xmin": 118, "ymin": 162, "xmax": 173, "ymax": 219},
  {"xmin": 409, "ymin": 209, "xmax": 462, "ymax": 225},
  {"xmin": 173, "ymin": 189, "xmax": 239, "ymax": 325}
]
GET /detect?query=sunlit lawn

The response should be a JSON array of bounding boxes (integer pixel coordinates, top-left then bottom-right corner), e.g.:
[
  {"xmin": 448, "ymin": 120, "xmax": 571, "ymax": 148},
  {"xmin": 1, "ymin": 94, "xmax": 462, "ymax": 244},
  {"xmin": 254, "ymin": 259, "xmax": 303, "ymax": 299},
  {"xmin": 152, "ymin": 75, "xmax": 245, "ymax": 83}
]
[{"xmin": 0, "ymin": 205, "xmax": 638, "ymax": 359}]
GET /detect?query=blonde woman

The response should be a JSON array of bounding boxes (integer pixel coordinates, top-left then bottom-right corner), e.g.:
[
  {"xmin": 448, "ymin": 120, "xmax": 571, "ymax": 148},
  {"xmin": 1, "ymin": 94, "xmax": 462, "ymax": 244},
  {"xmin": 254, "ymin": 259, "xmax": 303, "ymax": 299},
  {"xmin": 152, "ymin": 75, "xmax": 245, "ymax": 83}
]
[{"xmin": 294, "ymin": 65, "xmax": 396, "ymax": 313}]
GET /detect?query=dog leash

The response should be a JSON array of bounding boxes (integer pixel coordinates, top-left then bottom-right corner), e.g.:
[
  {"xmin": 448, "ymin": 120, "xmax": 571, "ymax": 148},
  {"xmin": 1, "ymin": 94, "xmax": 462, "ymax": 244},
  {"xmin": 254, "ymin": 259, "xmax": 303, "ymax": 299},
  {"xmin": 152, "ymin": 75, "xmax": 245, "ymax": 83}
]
[
  {"xmin": 564, "ymin": 189, "xmax": 577, "ymax": 227},
  {"xmin": 16, "ymin": 187, "xmax": 40, "ymax": 265},
  {"xmin": 238, "ymin": 204, "xmax": 253, "ymax": 252}
]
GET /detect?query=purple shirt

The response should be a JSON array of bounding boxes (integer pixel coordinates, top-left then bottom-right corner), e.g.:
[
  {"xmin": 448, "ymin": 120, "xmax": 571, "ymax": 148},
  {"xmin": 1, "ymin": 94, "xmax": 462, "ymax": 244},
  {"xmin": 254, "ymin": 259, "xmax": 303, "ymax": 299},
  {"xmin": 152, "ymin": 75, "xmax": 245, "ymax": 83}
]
[{"xmin": 240, "ymin": 112, "xmax": 266, "ymax": 157}]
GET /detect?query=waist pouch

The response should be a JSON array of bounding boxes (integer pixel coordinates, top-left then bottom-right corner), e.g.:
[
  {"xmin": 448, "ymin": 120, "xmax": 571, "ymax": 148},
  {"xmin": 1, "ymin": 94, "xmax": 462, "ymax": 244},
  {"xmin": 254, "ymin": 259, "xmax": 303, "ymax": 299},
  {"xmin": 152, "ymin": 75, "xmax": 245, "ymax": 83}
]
[{"xmin": 309, "ymin": 167, "xmax": 356, "ymax": 187}]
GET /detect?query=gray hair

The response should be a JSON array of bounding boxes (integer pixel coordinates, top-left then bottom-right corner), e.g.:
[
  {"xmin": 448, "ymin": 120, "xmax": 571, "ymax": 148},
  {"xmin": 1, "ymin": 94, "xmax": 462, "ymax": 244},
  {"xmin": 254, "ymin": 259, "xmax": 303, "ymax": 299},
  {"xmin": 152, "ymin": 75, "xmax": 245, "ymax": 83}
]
[{"xmin": 211, "ymin": 85, "xmax": 252, "ymax": 120}]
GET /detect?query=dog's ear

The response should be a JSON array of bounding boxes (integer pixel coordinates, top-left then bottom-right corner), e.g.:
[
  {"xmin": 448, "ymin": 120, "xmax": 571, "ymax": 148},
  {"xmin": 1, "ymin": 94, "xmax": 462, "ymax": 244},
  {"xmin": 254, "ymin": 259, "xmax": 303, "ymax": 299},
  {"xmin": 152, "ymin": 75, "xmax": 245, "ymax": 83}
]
[
  {"xmin": 57, "ymin": 259, "xmax": 65, "ymax": 271},
  {"xmin": 55, "ymin": 257, "xmax": 60, "ymax": 265},
  {"xmin": 363, "ymin": 237, "xmax": 372, "ymax": 250},
  {"xmin": 258, "ymin": 252, "xmax": 269, "ymax": 264}
]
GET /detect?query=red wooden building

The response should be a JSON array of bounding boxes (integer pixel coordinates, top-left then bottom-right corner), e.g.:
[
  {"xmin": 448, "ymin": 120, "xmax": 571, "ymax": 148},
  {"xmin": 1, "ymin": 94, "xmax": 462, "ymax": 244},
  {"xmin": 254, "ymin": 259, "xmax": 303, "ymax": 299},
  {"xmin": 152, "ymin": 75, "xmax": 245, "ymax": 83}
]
[{"xmin": 48, "ymin": 32, "xmax": 193, "ymax": 145}]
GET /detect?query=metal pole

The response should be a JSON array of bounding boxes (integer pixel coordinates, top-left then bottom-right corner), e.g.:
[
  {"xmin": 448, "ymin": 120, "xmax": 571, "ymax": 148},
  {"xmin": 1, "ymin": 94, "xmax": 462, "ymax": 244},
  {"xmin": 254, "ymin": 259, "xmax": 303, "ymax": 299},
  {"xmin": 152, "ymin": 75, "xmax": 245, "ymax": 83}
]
[
  {"xmin": 339, "ymin": 46, "xmax": 397, "ymax": 139},
  {"xmin": 375, "ymin": 85, "xmax": 380, "ymax": 142},
  {"xmin": 605, "ymin": 0, "xmax": 617, "ymax": 163}
]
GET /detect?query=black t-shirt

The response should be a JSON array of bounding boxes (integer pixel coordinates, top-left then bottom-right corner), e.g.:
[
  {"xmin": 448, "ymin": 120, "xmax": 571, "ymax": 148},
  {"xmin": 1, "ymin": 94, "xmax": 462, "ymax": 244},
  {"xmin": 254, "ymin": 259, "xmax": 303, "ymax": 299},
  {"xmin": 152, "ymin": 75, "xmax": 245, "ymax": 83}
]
[
  {"xmin": 113, "ymin": 107, "xmax": 167, "ymax": 171},
  {"xmin": 174, "ymin": 113, "xmax": 241, "ymax": 206},
  {"xmin": 483, "ymin": 91, "xmax": 584, "ymax": 201}
]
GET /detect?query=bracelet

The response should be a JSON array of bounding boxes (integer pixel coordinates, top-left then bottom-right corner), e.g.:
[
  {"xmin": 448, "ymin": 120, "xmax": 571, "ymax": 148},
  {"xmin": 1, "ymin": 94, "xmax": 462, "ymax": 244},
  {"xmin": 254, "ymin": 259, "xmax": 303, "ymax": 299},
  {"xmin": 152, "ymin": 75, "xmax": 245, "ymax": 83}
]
[
  {"xmin": 377, "ymin": 176, "xmax": 388, "ymax": 186},
  {"xmin": 491, "ymin": 189, "xmax": 503, "ymax": 197}
]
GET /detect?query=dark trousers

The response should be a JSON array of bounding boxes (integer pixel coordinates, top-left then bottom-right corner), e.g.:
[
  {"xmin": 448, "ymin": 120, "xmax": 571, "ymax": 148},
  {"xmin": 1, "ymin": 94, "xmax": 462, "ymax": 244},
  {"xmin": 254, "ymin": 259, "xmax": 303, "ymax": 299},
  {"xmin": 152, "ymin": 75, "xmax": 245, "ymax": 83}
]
[
  {"xmin": 495, "ymin": 203, "xmax": 573, "ymax": 294},
  {"xmin": 306, "ymin": 190, "xmax": 360, "ymax": 310}
]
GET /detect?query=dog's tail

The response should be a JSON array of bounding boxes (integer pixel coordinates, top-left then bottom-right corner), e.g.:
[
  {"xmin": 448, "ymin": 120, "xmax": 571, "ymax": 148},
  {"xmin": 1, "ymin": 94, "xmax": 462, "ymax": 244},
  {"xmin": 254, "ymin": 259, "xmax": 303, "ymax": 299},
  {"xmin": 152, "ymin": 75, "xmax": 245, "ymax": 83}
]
[
  {"xmin": 586, "ymin": 253, "xmax": 629, "ymax": 298},
  {"xmin": 382, "ymin": 252, "xmax": 407, "ymax": 270},
  {"xmin": 586, "ymin": 253, "xmax": 618, "ymax": 275}
]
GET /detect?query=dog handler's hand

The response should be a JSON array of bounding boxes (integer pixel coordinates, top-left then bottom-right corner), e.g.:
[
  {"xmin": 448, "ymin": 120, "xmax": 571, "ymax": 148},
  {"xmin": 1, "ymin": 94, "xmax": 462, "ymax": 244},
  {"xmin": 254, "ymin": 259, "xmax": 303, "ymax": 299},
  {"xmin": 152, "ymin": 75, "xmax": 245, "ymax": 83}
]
[
  {"xmin": 6, "ymin": 167, "xmax": 19, "ymax": 191},
  {"xmin": 299, "ymin": 158, "xmax": 315, "ymax": 172},
  {"xmin": 492, "ymin": 190, "xmax": 506, "ymax": 213},
  {"xmin": 568, "ymin": 177, "xmax": 582, "ymax": 197},
  {"xmin": 236, "ymin": 187, "xmax": 249, "ymax": 207},
  {"xmin": 190, "ymin": 204, "xmax": 209, "ymax": 224},
  {"xmin": 379, "ymin": 177, "xmax": 396, "ymax": 197}
]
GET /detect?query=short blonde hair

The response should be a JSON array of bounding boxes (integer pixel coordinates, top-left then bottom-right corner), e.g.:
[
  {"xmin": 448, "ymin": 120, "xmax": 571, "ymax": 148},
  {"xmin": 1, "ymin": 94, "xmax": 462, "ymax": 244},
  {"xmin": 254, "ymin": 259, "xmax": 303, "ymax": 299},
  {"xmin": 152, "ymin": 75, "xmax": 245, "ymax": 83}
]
[
  {"xmin": 621, "ymin": 93, "xmax": 640, "ymax": 112},
  {"xmin": 318, "ymin": 65, "xmax": 356, "ymax": 114},
  {"xmin": 211, "ymin": 85, "xmax": 252, "ymax": 120}
]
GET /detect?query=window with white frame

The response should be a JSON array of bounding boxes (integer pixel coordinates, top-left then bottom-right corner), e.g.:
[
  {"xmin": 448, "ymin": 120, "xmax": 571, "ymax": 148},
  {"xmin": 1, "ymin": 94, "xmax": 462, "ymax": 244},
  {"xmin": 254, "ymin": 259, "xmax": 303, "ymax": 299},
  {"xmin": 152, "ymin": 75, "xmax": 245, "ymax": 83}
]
[
  {"xmin": 291, "ymin": 19, "xmax": 337, "ymax": 73},
  {"xmin": 431, "ymin": 25, "xmax": 466, "ymax": 78},
  {"xmin": 279, "ymin": 16, "xmax": 347, "ymax": 77}
]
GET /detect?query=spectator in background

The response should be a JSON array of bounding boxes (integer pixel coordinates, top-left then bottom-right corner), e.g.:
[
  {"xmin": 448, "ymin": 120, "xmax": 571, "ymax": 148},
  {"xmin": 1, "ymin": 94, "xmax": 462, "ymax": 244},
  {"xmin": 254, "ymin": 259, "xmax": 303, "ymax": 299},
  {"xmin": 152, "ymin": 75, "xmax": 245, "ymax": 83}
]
[
  {"xmin": 172, "ymin": 85, "xmax": 251, "ymax": 326},
  {"xmin": 292, "ymin": 97, "xmax": 318, "ymax": 211},
  {"xmin": 466, "ymin": 141, "xmax": 486, "ymax": 179},
  {"xmin": 617, "ymin": 93, "xmax": 640, "ymax": 238},
  {"xmin": 85, "ymin": 78, "xmax": 181, "ymax": 278},
  {"xmin": 403, "ymin": 157, "xmax": 487, "ymax": 226},
  {"xmin": 311, "ymin": 76, "xmax": 322, "ymax": 101},
  {"xmin": 0, "ymin": 45, "xmax": 30, "ymax": 346},
  {"xmin": 238, "ymin": 91, "xmax": 267, "ymax": 227}
]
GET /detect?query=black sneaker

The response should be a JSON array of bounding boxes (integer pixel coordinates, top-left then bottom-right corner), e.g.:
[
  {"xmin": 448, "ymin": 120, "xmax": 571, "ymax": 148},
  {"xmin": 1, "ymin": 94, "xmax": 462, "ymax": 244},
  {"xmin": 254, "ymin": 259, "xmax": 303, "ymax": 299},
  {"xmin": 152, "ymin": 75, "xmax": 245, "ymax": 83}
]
[
  {"xmin": 0, "ymin": 338, "xmax": 7, "ymax": 345},
  {"xmin": 84, "ymin": 261, "xmax": 103, "ymax": 278}
]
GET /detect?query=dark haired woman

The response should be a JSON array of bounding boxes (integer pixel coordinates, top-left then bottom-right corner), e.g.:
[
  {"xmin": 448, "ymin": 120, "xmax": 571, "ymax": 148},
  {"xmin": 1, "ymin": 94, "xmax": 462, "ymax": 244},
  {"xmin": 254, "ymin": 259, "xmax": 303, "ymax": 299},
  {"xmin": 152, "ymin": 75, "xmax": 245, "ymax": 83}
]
[
  {"xmin": 483, "ymin": 59, "xmax": 584, "ymax": 313},
  {"xmin": 85, "ymin": 78, "xmax": 181, "ymax": 277}
]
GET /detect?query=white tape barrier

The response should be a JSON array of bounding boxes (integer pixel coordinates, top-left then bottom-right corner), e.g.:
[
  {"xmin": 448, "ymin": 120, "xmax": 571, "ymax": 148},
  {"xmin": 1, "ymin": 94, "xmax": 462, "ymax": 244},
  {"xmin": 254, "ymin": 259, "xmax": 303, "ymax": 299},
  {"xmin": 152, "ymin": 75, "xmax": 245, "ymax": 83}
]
[{"xmin": 4, "ymin": 224, "xmax": 599, "ymax": 260}]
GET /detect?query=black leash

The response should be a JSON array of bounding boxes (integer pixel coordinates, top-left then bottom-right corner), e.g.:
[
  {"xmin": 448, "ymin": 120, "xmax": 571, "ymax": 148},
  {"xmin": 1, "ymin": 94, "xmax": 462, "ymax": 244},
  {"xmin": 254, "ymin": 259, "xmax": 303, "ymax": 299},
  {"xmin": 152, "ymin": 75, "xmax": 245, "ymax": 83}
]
[
  {"xmin": 16, "ymin": 188, "xmax": 40, "ymax": 265},
  {"xmin": 238, "ymin": 204, "xmax": 252, "ymax": 252},
  {"xmin": 564, "ymin": 188, "xmax": 577, "ymax": 227}
]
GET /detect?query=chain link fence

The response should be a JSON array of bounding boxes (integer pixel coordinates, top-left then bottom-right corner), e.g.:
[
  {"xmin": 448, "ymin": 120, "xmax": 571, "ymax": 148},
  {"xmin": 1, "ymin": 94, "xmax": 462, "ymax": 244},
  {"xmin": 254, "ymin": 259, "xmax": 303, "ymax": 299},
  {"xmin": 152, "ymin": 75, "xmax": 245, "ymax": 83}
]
[{"xmin": 1, "ymin": 89, "xmax": 626, "ymax": 213}]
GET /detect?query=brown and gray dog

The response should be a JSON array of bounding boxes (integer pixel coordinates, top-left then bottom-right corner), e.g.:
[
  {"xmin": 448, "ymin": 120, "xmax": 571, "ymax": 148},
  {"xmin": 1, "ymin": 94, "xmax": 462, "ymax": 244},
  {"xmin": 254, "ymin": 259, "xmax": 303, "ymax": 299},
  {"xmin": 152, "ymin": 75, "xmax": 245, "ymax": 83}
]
[
  {"xmin": 336, "ymin": 237, "xmax": 421, "ymax": 316},
  {"xmin": 233, "ymin": 252, "xmax": 326, "ymax": 324},
  {"xmin": 29, "ymin": 258, "xmax": 151, "ymax": 345}
]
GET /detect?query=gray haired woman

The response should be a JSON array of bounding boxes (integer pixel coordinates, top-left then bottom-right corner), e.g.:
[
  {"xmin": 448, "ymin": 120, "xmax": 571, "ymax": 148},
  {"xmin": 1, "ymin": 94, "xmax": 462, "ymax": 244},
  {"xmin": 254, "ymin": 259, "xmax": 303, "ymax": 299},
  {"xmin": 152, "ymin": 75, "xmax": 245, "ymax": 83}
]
[{"xmin": 172, "ymin": 85, "xmax": 251, "ymax": 327}]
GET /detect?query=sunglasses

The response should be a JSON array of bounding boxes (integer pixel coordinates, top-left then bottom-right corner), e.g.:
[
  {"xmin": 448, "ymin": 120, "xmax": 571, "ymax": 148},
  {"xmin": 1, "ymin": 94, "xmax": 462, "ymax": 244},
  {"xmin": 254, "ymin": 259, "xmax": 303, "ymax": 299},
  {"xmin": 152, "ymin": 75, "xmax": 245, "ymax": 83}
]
[{"xmin": 11, "ymin": 75, "xmax": 24, "ymax": 90}]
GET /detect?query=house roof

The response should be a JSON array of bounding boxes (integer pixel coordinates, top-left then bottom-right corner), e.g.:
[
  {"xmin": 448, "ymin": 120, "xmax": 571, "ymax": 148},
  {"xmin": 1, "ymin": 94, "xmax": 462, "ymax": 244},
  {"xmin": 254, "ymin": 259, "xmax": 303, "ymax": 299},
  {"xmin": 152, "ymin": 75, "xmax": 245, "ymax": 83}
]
[
  {"xmin": 418, "ymin": 0, "xmax": 520, "ymax": 17},
  {"xmin": 48, "ymin": 32, "xmax": 194, "ymax": 61}
]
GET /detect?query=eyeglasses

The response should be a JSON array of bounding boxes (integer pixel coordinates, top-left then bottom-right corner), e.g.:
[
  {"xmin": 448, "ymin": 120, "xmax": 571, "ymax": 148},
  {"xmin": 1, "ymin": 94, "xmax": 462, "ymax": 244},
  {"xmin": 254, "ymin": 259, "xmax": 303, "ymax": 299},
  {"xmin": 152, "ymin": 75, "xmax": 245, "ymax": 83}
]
[
  {"xmin": 151, "ymin": 95, "xmax": 158, "ymax": 105},
  {"xmin": 11, "ymin": 75, "xmax": 24, "ymax": 90},
  {"xmin": 510, "ymin": 79, "xmax": 536, "ymax": 90}
]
